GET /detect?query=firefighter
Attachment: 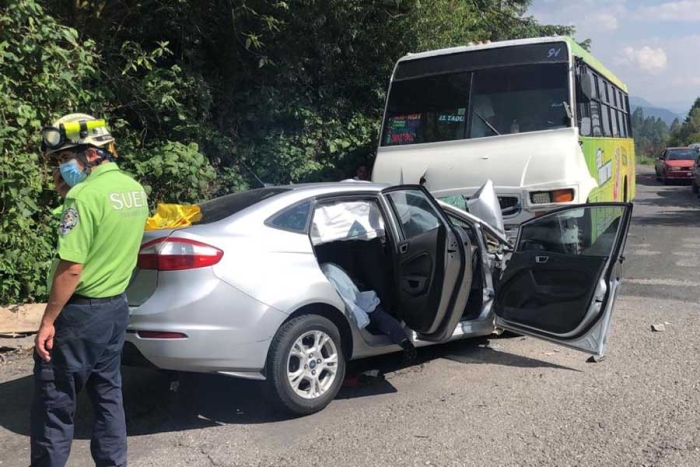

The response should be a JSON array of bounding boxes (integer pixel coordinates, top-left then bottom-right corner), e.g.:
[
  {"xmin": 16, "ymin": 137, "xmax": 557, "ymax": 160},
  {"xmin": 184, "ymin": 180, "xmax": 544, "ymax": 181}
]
[{"xmin": 32, "ymin": 113, "xmax": 149, "ymax": 467}]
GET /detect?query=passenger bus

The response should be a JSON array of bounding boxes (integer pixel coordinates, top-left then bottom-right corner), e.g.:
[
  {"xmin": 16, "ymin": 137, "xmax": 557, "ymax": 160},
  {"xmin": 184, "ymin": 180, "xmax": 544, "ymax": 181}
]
[{"xmin": 371, "ymin": 36, "xmax": 636, "ymax": 239}]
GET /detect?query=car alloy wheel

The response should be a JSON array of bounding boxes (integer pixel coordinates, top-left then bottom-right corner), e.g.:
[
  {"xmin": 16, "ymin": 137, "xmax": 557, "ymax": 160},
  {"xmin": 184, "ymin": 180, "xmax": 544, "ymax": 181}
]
[
  {"xmin": 287, "ymin": 330, "xmax": 339, "ymax": 399},
  {"xmin": 266, "ymin": 314, "xmax": 346, "ymax": 416}
]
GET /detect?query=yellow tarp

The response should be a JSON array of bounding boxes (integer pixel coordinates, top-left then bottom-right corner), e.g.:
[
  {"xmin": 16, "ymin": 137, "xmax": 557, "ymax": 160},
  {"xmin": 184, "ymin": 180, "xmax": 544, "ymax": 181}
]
[{"xmin": 145, "ymin": 203, "xmax": 202, "ymax": 231}]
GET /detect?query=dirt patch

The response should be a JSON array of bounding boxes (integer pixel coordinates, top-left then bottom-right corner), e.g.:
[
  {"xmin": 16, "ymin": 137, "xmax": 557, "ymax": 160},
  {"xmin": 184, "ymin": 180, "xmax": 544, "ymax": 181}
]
[{"xmin": 0, "ymin": 304, "xmax": 44, "ymax": 335}]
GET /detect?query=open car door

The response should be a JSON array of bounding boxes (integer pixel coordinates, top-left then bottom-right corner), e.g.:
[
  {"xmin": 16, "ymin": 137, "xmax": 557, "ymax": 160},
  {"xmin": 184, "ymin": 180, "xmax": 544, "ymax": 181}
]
[
  {"xmin": 494, "ymin": 203, "xmax": 633, "ymax": 356},
  {"xmin": 382, "ymin": 186, "xmax": 472, "ymax": 342}
]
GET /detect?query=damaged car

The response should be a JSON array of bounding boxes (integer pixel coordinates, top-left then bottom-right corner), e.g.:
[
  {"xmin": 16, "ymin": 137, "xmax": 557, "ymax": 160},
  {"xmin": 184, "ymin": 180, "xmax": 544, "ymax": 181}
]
[{"xmin": 123, "ymin": 181, "xmax": 632, "ymax": 415}]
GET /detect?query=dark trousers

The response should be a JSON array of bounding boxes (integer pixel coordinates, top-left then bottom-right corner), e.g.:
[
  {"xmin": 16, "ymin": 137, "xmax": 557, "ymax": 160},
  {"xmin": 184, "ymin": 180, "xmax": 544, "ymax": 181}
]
[
  {"xmin": 31, "ymin": 294, "xmax": 130, "ymax": 467},
  {"xmin": 369, "ymin": 305, "xmax": 408, "ymax": 345}
]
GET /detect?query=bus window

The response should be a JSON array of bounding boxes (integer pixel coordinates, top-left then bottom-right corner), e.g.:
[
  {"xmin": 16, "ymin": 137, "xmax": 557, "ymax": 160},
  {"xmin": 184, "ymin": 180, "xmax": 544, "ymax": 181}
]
[
  {"xmin": 618, "ymin": 111, "xmax": 627, "ymax": 138},
  {"xmin": 590, "ymin": 101, "xmax": 603, "ymax": 137},
  {"xmin": 610, "ymin": 107, "xmax": 619, "ymax": 137},
  {"xmin": 382, "ymin": 73, "xmax": 470, "ymax": 146},
  {"xmin": 593, "ymin": 75, "xmax": 601, "ymax": 100},
  {"xmin": 601, "ymin": 106, "xmax": 612, "ymax": 137},
  {"xmin": 469, "ymin": 63, "xmax": 569, "ymax": 138}
]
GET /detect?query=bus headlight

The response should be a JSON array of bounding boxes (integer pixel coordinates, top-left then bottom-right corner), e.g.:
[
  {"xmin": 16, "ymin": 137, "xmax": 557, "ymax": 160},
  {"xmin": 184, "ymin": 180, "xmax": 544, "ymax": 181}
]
[{"xmin": 530, "ymin": 189, "xmax": 574, "ymax": 204}]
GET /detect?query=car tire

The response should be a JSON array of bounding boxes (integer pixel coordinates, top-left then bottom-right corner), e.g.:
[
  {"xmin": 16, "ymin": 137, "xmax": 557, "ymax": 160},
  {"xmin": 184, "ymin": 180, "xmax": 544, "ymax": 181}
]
[
  {"xmin": 693, "ymin": 181, "xmax": 699, "ymax": 194},
  {"xmin": 265, "ymin": 314, "xmax": 346, "ymax": 416}
]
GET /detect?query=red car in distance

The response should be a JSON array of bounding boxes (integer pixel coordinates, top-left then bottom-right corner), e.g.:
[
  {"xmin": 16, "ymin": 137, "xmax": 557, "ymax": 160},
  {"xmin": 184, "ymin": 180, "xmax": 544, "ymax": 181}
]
[{"xmin": 655, "ymin": 147, "xmax": 699, "ymax": 185}]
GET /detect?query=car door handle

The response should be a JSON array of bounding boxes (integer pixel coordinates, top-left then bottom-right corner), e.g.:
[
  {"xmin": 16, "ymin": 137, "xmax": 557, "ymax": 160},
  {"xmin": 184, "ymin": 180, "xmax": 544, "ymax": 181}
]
[
  {"xmin": 535, "ymin": 256, "xmax": 549, "ymax": 264},
  {"xmin": 399, "ymin": 243, "xmax": 409, "ymax": 254}
]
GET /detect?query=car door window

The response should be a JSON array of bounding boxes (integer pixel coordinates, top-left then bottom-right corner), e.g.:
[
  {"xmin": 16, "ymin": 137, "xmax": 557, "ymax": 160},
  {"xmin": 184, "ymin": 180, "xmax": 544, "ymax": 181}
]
[
  {"xmin": 387, "ymin": 190, "xmax": 441, "ymax": 239},
  {"xmin": 310, "ymin": 200, "xmax": 385, "ymax": 245},
  {"xmin": 518, "ymin": 205, "xmax": 623, "ymax": 257},
  {"xmin": 268, "ymin": 201, "xmax": 312, "ymax": 233},
  {"xmin": 495, "ymin": 204, "xmax": 631, "ymax": 350}
]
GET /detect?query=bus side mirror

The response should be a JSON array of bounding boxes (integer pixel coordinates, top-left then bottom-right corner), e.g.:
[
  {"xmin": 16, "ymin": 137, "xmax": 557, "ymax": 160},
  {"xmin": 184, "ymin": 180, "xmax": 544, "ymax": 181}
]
[
  {"xmin": 580, "ymin": 117, "xmax": 592, "ymax": 136},
  {"xmin": 580, "ymin": 74, "xmax": 594, "ymax": 101}
]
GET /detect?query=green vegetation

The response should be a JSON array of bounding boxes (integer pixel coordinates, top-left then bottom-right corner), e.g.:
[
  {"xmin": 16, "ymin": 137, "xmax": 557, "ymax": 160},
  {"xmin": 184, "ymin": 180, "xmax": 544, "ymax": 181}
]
[
  {"xmin": 631, "ymin": 107, "xmax": 671, "ymax": 163},
  {"xmin": 1, "ymin": 0, "xmax": 576, "ymax": 304},
  {"xmin": 632, "ymin": 98, "xmax": 700, "ymax": 166},
  {"xmin": 670, "ymin": 98, "xmax": 700, "ymax": 147}
]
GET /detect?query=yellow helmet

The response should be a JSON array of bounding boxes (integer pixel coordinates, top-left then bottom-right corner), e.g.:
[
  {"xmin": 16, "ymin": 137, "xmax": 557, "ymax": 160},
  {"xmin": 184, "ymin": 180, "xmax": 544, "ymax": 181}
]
[{"xmin": 41, "ymin": 113, "xmax": 115, "ymax": 155}]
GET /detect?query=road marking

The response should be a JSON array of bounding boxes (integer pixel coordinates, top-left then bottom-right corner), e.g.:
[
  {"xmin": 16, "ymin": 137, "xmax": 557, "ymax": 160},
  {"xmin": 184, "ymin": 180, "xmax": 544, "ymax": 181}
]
[
  {"xmin": 683, "ymin": 238, "xmax": 700, "ymax": 244},
  {"xmin": 676, "ymin": 258, "xmax": 700, "ymax": 267},
  {"xmin": 674, "ymin": 251, "xmax": 698, "ymax": 256},
  {"xmin": 632, "ymin": 250, "xmax": 661, "ymax": 256},
  {"xmin": 627, "ymin": 278, "xmax": 700, "ymax": 287},
  {"xmin": 632, "ymin": 243, "xmax": 651, "ymax": 248}
]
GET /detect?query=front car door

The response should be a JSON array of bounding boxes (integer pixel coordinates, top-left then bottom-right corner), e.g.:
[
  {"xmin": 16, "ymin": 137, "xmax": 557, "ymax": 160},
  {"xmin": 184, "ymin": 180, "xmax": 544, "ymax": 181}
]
[
  {"xmin": 656, "ymin": 150, "xmax": 667, "ymax": 175},
  {"xmin": 382, "ymin": 186, "xmax": 472, "ymax": 342},
  {"xmin": 494, "ymin": 203, "xmax": 632, "ymax": 356}
]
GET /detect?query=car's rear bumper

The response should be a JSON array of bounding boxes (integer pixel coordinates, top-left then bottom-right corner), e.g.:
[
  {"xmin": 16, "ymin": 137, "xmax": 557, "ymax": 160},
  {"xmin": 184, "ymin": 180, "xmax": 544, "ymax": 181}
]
[{"xmin": 125, "ymin": 269, "xmax": 289, "ymax": 375}]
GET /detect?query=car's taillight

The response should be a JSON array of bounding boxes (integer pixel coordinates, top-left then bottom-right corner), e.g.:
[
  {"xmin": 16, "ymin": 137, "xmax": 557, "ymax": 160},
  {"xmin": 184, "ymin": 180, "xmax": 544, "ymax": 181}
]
[{"xmin": 137, "ymin": 237, "xmax": 223, "ymax": 271}]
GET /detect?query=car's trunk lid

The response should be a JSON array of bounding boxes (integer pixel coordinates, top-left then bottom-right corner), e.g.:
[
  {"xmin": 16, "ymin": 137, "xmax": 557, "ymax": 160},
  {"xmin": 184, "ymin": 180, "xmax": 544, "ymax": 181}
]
[{"xmin": 126, "ymin": 229, "xmax": 175, "ymax": 307}]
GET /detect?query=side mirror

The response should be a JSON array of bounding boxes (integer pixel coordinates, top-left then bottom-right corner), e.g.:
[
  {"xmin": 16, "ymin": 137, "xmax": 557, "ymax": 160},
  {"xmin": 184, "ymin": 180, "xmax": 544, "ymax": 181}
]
[
  {"xmin": 580, "ymin": 74, "xmax": 594, "ymax": 102},
  {"xmin": 580, "ymin": 117, "xmax": 592, "ymax": 136}
]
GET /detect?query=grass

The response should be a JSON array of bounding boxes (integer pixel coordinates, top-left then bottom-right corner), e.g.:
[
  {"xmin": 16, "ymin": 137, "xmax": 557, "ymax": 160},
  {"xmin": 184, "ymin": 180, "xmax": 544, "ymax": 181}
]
[{"xmin": 637, "ymin": 154, "xmax": 656, "ymax": 167}]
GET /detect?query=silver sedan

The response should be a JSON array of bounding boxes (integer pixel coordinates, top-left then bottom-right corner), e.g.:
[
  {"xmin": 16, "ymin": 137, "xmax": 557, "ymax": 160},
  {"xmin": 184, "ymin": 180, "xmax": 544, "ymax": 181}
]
[{"xmin": 124, "ymin": 181, "xmax": 632, "ymax": 415}]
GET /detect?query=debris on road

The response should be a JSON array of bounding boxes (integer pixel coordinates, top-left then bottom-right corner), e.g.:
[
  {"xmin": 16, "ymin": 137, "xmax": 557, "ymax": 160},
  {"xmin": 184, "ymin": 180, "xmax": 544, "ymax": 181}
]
[
  {"xmin": 651, "ymin": 324, "xmax": 666, "ymax": 332},
  {"xmin": 586, "ymin": 355, "xmax": 606, "ymax": 363}
]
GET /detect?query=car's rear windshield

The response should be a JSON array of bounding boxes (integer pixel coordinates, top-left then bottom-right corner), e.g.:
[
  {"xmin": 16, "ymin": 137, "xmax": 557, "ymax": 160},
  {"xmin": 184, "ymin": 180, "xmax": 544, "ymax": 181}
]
[
  {"xmin": 196, "ymin": 188, "xmax": 291, "ymax": 224},
  {"xmin": 667, "ymin": 149, "xmax": 699, "ymax": 160}
]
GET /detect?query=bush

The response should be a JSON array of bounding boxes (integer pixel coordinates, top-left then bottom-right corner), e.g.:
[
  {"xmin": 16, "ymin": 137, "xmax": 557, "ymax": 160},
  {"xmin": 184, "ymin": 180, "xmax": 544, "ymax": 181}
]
[{"xmin": 0, "ymin": 1, "xmax": 100, "ymax": 304}]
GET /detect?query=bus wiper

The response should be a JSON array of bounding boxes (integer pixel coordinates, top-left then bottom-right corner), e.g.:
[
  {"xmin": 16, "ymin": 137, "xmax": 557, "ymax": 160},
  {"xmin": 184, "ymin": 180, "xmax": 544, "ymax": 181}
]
[{"xmin": 474, "ymin": 111, "xmax": 500, "ymax": 135}]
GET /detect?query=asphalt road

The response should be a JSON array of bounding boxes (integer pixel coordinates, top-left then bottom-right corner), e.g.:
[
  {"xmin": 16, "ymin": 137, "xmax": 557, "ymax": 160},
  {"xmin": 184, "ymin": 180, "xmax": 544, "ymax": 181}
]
[{"xmin": 1, "ymin": 165, "xmax": 699, "ymax": 467}]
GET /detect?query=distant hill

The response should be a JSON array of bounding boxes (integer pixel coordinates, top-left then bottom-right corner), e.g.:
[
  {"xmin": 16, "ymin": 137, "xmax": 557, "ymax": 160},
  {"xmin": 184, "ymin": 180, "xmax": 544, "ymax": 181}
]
[{"xmin": 629, "ymin": 96, "xmax": 684, "ymax": 126}]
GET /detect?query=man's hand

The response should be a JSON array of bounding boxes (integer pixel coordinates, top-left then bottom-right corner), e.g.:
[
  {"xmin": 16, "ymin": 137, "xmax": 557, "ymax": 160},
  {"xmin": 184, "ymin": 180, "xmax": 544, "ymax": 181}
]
[{"xmin": 35, "ymin": 323, "xmax": 56, "ymax": 362}]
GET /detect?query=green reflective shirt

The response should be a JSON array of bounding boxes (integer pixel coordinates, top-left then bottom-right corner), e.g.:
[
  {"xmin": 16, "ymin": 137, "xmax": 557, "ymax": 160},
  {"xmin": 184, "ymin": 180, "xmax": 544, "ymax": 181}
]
[{"xmin": 54, "ymin": 163, "xmax": 149, "ymax": 298}]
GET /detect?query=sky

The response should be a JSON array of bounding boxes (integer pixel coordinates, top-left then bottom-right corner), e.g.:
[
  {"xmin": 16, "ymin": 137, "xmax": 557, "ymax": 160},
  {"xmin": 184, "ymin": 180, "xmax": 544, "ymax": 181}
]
[{"xmin": 527, "ymin": 0, "xmax": 700, "ymax": 114}]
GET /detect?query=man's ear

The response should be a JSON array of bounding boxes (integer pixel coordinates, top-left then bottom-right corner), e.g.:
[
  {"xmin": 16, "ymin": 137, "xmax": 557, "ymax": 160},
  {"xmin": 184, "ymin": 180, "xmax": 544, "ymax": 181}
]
[{"xmin": 85, "ymin": 147, "xmax": 100, "ymax": 162}]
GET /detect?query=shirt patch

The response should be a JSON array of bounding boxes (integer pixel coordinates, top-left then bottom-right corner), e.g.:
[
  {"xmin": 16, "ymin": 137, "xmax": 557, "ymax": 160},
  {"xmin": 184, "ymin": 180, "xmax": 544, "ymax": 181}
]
[{"xmin": 60, "ymin": 207, "xmax": 79, "ymax": 235}]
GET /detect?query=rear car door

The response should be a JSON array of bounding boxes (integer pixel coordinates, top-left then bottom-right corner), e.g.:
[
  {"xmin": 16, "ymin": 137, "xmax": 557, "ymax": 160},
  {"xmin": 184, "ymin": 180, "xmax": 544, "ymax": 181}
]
[
  {"xmin": 382, "ymin": 186, "xmax": 471, "ymax": 342},
  {"xmin": 494, "ymin": 203, "xmax": 632, "ymax": 356}
]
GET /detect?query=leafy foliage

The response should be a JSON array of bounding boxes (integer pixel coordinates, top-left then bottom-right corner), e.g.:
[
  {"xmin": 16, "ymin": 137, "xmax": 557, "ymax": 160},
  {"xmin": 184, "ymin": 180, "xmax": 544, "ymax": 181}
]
[
  {"xmin": 1, "ymin": 0, "xmax": 574, "ymax": 304},
  {"xmin": 632, "ymin": 107, "xmax": 671, "ymax": 159},
  {"xmin": 0, "ymin": 1, "xmax": 100, "ymax": 303},
  {"xmin": 670, "ymin": 98, "xmax": 700, "ymax": 147}
]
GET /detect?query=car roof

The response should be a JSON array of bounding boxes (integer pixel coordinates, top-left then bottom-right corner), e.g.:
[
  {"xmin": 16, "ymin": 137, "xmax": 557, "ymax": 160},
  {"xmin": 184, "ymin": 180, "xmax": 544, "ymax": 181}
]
[
  {"xmin": 281, "ymin": 181, "xmax": 390, "ymax": 196},
  {"xmin": 210, "ymin": 182, "xmax": 394, "ymax": 226}
]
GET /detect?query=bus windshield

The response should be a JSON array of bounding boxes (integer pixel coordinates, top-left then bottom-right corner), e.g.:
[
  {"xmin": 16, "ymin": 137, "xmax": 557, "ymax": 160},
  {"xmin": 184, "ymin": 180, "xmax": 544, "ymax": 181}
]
[{"xmin": 382, "ymin": 63, "xmax": 570, "ymax": 146}]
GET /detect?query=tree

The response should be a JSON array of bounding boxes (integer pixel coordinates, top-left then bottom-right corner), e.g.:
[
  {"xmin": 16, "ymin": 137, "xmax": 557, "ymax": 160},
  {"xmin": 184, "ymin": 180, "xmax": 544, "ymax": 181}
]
[
  {"xmin": 0, "ymin": 1, "xmax": 101, "ymax": 303},
  {"xmin": 670, "ymin": 118, "xmax": 681, "ymax": 134},
  {"xmin": 670, "ymin": 97, "xmax": 700, "ymax": 146},
  {"xmin": 632, "ymin": 107, "xmax": 670, "ymax": 158},
  {"xmin": 2, "ymin": 0, "xmax": 574, "ymax": 303}
]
